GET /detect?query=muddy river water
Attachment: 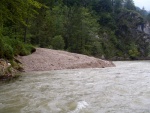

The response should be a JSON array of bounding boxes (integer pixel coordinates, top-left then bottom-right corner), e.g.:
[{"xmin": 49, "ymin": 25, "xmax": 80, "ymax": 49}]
[{"xmin": 0, "ymin": 61, "xmax": 150, "ymax": 113}]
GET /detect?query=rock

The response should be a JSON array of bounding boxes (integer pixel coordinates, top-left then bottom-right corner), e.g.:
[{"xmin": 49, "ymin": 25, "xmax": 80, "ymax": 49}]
[{"xmin": 0, "ymin": 59, "xmax": 18, "ymax": 80}]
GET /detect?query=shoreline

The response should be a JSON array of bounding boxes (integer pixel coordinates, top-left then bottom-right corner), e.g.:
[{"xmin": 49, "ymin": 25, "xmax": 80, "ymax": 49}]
[{"xmin": 17, "ymin": 48, "xmax": 115, "ymax": 72}]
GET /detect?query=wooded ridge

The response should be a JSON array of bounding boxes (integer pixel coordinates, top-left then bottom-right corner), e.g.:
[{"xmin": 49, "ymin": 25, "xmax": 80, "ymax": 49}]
[{"xmin": 0, "ymin": 0, "xmax": 150, "ymax": 62}]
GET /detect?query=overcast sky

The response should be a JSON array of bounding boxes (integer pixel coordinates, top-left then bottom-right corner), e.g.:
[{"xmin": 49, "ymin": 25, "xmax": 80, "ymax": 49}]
[{"xmin": 134, "ymin": 0, "xmax": 150, "ymax": 11}]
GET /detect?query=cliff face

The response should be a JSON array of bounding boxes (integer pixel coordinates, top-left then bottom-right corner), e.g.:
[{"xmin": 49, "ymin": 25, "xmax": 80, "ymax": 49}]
[
  {"xmin": 138, "ymin": 22, "xmax": 150, "ymax": 35},
  {"xmin": 134, "ymin": 30, "xmax": 150, "ymax": 57},
  {"xmin": 136, "ymin": 22, "xmax": 150, "ymax": 57},
  {"xmin": 116, "ymin": 9, "xmax": 150, "ymax": 58}
]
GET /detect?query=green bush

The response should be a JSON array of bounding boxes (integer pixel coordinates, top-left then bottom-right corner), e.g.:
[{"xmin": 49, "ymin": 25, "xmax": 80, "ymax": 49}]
[
  {"xmin": 3, "ymin": 44, "xmax": 14, "ymax": 59},
  {"xmin": 9, "ymin": 39, "xmax": 25, "ymax": 56},
  {"xmin": 51, "ymin": 35, "xmax": 65, "ymax": 50},
  {"xmin": 91, "ymin": 42, "xmax": 103, "ymax": 56},
  {"xmin": 8, "ymin": 39, "xmax": 35, "ymax": 56},
  {"xmin": 0, "ymin": 38, "xmax": 4, "ymax": 58},
  {"xmin": 0, "ymin": 36, "xmax": 35, "ymax": 59},
  {"xmin": 128, "ymin": 43, "xmax": 139, "ymax": 58},
  {"xmin": 24, "ymin": 44, "xmax": 36, "ymax": 53},
  {"xmin": 14, "ymin": 43, "xmax": 36, "ymax": 56},
  {"xmin": 20, "ymin": 44, "xmax": 36, "ymax": 56}
]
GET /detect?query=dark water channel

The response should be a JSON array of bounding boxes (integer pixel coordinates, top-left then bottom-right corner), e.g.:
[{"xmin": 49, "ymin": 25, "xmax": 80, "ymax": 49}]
[{"xmin": 0, "ymin": 61, "xmax": 150, "ymax": 113}]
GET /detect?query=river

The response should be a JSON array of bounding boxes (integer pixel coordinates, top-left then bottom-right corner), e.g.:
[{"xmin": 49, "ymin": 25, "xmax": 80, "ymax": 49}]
[{"xmin": 0, "ymin": 61, "xmax": 150, "ymax": 113}]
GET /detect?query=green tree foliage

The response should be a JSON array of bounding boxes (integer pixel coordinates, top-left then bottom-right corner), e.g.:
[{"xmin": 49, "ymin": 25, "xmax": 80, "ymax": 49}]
[
  {"xmin": 30, "ymin": 4, "xmax": 66, "ymax": 47},
  {"xmin": 128, "ymin": 43, "xmax": 140, "ymax": 59},
  {"xmin": 52, "ymin": 35, "xmax": 65, "ymax": 50},
  {"xmin": 0, "ymin": 0, "xmax": 41, "ymax": 59},
  {"xmin": 93, "ymin": 0, "xmax": 112, "ymax": 13},
  {"xmin": 64, "ymin": 6, "xmax": 99, "ymax": 53},
  {"xmin": 124, "ymin": 0, "xmax": 136, "ymax": 10},
  {"xmin": 0, "ymin": 36, "xmax": 35, "ymax": 59},
  {"xmin": 0, "ymin": 0, "xmax": 43, "ymax": 28},
  {"xmin": 0, "ymin": 0, "xmax": 44, "ymax": 43},
  {"xmin": 114, "ymin": 0, "xmax": 123, "ymax": 12},
  {"xmin": 99, "ymin": 13, "xmax": 116, "ymax": 30},
  {"xmin": 91, "ymin": 41, "xmax": 103, "ymax": 57},
  {"xmin": 3, "ymin": 44, "xmax": 14, "ymax": 59},
  {"xmin": 0, "ymin": 37, "xmax": 5, "ymax": 58},
  {"xmin": 1, "ymin": 0, "xmax": 149, "ymax": 60},
  {"xmin": 23, "ymin": 0, "xmax": 150, "ymax": 59}
]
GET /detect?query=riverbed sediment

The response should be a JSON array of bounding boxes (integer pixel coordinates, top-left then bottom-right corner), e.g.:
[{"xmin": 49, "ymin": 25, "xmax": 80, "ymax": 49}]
[{"xmin": 17, "ymin": 48, "xmax": 115, "ymax": 72}]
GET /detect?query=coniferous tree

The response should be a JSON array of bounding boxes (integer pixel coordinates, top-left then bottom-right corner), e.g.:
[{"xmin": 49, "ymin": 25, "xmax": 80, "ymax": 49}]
[
  {"xmin": 93, "ymin": 0, "xmax": 113, "ymax": 13},
  {"xmin": 114, "ymin": 0, "xmax": 123, "ymax": 12},
  {"xmin": 124, "ymin": 0, "xmax": 136, "ymax": 10}
]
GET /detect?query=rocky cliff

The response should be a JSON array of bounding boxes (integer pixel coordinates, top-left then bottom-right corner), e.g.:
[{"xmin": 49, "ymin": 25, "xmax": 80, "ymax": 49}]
[{"xmin": 116, "ymin": 9, "xmax": 150, "ymax": 58}]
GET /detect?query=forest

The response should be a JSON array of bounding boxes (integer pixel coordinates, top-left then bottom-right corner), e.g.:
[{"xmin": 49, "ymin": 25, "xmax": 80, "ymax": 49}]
[{"xmin": 0, "ymin": 0, "xmax": 150, "ymax": 60}]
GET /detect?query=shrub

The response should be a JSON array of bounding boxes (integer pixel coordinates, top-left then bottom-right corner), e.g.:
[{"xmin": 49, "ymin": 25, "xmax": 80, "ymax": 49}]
[
  {"xmin": 3, "ymin": 44, "xmax": 14, "ymax": 59},
  {"xmin": 0, "ymin": 38, "xmax": 4, "ymax": 58},
  {"xmin": 0, "ymin": 36, "xmax": 35, "ymax": 59},
  {"xmin": 91, "ymin": 42, "xmax": 103, "ymax": 56},
  {"xmin": 128, "ymin": 43, "xmax": 140, "ymax": 59},
  {"xmin": 9, "ymin": 39, "xmax": 25, "ymax": 56},
  {"xmin": 25, "ymin": 44, "xmax": 36, "ymax": 53},
  {"xmin": 20, "ymin": 44, "xmax": 36, "ymax": 56},
  {"xmin": 8, "ymin": 39, "xmax": 35, "ymax": 56},
  {"xmin": 15, "ymin": 43, "xmax": 35, "ymax": 56},
  {"xmin": 51, "ymin": 35, "xmax": 65, "ymax": 50}
]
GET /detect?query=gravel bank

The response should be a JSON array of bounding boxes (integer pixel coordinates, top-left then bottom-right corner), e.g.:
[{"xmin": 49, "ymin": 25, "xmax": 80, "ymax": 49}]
[{"xmin": 17, "ymin": 48, "xmax": 115, "ymax": 72}]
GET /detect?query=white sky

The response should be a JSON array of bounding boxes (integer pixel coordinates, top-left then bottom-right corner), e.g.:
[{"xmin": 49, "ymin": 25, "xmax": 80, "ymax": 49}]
[{"xmin": 134, "ymin": 0, "xmax": 150, "ymax": 11}]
